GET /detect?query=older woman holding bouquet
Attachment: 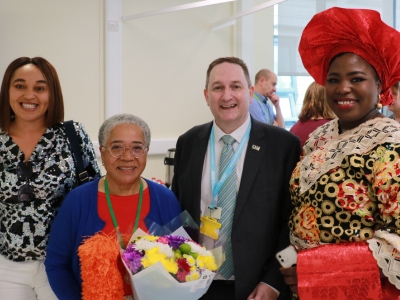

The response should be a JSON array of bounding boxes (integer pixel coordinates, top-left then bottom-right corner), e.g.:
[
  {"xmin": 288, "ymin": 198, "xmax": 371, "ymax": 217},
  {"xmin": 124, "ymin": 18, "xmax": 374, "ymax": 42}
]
[
  {"xmin": 45, "ymin": 114, "xmax": 182, "ymax": 300},
  {"xmin": 280, "ymin": 7, "xmax": 400, "ymax": 299}
]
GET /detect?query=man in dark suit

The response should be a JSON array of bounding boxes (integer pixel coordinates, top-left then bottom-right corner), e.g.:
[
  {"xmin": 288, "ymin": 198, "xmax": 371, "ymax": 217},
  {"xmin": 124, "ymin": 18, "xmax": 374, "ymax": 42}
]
[{"xmin": 172, "ymin": 57, "xmax": 300, "ymax": 300}]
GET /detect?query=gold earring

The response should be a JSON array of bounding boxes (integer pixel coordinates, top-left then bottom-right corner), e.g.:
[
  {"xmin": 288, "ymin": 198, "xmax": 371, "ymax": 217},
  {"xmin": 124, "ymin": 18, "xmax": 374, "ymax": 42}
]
[{"xmin": 376, "ymin": 94, "xmax": 382, "ymax": 109}]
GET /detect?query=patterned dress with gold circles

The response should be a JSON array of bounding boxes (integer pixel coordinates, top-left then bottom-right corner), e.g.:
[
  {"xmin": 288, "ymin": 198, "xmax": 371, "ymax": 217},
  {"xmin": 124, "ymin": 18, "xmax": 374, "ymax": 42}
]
[{"xmin": 289, "ymin": 117, "xmax": 400, "ymax": 288}]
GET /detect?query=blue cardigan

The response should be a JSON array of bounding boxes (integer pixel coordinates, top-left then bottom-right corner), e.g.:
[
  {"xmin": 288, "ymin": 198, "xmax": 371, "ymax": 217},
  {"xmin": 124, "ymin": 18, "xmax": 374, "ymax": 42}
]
[{"xmin": 45, "ymin": 177, "xmax": 182, "ymax": 300}]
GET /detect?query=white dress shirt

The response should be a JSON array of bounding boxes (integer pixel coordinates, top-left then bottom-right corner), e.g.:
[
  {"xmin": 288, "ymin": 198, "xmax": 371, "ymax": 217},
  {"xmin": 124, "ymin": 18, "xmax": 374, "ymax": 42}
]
[{"xmin": 199, "ymin": 114, "xmax": 250, "ymax": 279}]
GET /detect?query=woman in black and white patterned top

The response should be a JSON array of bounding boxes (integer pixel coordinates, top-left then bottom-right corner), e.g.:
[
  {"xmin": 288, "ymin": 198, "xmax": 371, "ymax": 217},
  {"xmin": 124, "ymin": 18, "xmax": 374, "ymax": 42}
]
[{"xmin": 0, "ymin": 57, "xmax": 101, "ymax": 300}]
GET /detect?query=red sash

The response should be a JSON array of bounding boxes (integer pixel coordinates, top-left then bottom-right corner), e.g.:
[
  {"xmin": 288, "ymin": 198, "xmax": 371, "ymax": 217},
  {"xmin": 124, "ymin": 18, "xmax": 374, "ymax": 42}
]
[{"xmin": 297, "ymin": 242, "xmax": 400, "ymax": 300}]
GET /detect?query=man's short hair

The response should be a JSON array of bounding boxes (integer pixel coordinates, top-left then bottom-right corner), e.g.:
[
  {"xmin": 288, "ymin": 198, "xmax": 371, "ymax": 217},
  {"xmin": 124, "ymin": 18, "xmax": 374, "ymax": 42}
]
[
  {"xmin": 254, "ymin": 69, "xmax": 273, "ymax": 85},
  {"xmin": 205, "ymin": 57, "xmax": 252, "ymax": 89}
]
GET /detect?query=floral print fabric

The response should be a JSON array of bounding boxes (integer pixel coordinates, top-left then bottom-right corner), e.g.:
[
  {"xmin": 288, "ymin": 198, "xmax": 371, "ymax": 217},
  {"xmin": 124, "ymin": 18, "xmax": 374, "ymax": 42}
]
[
  {"xmin": 0, "ymin": 122, "xmax": 101, "ymax": 261},
  {"xmin": 289, "ymin": 117, "xmax": 400, "ymax": 245}
]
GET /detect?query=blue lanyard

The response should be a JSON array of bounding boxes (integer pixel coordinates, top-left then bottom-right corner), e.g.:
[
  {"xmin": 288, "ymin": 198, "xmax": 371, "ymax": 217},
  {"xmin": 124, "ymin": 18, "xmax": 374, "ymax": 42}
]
[
  {"xmin": 254, "ymin": 93, "xmax": 271, "ymax": 124},
  {"xmin": 209, "ymin": 122, "xmax": 251, "ymax": 209}
]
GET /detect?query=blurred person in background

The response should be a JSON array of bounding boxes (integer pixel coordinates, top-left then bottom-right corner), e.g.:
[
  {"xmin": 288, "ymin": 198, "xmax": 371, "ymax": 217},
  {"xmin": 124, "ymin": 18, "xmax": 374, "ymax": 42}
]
[
  {"xmin": 388, "ymin": 82, "xmax": 400, "ymax": 122},
  {"xmin": 249, "ymin": 69, "xmax": 285, "ymax": 128},
  {"xmin": 290, "ymin": 81, "xmax": 335, "ymax": 147}
]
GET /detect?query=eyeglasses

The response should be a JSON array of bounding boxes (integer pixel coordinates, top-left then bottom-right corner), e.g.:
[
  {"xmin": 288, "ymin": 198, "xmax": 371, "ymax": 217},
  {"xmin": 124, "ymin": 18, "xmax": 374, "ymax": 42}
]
[
  {"xmin": 17, "ymin": 161, "xmax": 34, "ymax": 202},
  {"xmin": 103, "ymin": 144, "xmax": 148, "ymax": 158}
]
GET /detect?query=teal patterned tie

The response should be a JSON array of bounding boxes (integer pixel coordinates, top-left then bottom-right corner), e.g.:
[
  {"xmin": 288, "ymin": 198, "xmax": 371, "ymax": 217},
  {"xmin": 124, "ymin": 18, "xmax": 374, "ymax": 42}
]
[{"xmin": 215, "ymin": 135, "xmax": 237, "ymax": 279}]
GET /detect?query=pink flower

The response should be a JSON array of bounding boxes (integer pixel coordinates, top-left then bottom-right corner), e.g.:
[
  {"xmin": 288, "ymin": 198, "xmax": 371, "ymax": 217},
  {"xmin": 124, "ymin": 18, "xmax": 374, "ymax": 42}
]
[
  {"xmin": 176, "ymin": 258, "xmax": 191, "ymax": 282},
  {"xmin": 157, "ymin": 236, "xmax": 169, "ymax": 244}
]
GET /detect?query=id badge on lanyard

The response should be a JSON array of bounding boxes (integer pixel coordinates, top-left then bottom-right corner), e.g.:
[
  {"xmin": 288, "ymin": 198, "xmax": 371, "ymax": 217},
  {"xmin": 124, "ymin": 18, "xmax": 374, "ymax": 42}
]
[{"xmin": 199, "ymin": 122, "xmax": 251, "ymax": 240}]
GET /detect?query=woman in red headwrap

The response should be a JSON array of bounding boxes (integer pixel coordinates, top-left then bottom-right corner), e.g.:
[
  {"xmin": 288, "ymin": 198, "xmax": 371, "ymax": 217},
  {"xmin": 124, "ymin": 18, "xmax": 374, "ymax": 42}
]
[{"xmin": 280, "ymin": 7, "xmax": 400, "ymax": 300}]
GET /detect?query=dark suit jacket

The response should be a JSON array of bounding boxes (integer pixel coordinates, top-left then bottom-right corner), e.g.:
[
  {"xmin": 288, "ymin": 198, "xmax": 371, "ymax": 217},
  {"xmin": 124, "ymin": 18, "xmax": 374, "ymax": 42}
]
[{"xmin": 172, "ymin": 118, "xmax": 301, "ymax": 300}]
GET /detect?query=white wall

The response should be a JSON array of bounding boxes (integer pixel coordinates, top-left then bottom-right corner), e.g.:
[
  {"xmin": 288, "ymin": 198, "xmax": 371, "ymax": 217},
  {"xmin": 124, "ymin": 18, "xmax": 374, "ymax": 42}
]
[
  {"xmin": 120, "ymin": 1, "xmax": 275, "ymax": 180},
  {"xmin": 0, "ymin": 0, "xmax": 275, "ymax": 181},
  {"xmin": 0, "ymin": 0, "xmax": 104, "ymax": 140},
  {"xmin": 121, "ymin": 0, "xmax": 239, "ymax": 180}
]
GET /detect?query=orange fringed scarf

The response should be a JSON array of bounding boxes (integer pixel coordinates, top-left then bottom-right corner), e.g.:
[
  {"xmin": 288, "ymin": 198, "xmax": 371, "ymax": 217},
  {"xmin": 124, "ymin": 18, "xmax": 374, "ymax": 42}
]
[{"xmin": 78, "ymin": 233, "xmax": 125, "ymax": 300}]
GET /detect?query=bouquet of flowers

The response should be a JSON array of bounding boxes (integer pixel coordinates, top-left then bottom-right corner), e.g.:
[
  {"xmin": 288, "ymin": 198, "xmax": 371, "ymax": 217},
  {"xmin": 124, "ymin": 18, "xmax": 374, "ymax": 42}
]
[
  {"xmin": 120, "ymin": 212, "xmax": 223, "ymax": 300},
  {"xmin": 123, "ymin": 234, "xmax": 217, "ymax": 282}
]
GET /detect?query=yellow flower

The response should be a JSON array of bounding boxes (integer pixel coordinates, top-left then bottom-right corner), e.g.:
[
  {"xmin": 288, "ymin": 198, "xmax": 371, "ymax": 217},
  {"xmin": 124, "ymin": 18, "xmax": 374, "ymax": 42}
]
[
  {"xmin": 196, "ymin": 255, "xmax": 217, "ymax": 271},
  {"xmin": 143, "ymin": 236, "xmax": 159, "ymax": 242},
  {"xmin": 163, "ymin": 258, "xmax": 179, "ymax": 274},
  {"xmin": 191, "ymin": 271, "xmax": 200, "ymax": 281},
  {"xmin": 184, "ymin": 254, "xmax": 196, "ymax": 266},
  {"xmin": 141, "ymin": 247, "xmax": 178, "ymax": 274},
  {"xmin": 196, "ymin": 260, "xmax": 205, "ymax": 269},
  {"xmin": 185, "ymin": 271, "xmax": 200, "ymax": 281}
]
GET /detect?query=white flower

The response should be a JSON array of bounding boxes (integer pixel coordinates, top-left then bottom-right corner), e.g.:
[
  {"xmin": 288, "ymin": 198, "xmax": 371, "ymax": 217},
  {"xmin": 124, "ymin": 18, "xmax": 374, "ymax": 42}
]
[
  {"xmin": 155, "ymin": 242, "xmax": 174, "ymax": 257},
  {"xmin": 186, "ymin": 241, "xmax": 211, "ymax": 256},
  {"xmin": 134, "ymin": 238, "xmax": 156, "ymax": 251},
  {"xmin": 184, "ymin": 254, "xmax": 196, "ymax": 266}
]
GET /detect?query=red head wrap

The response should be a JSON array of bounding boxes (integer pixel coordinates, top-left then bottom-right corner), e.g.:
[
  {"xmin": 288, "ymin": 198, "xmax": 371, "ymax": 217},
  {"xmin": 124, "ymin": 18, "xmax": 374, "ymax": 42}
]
[{"xmin": 299, "ymin": 7, "xmax": 400, "ymax": 106}]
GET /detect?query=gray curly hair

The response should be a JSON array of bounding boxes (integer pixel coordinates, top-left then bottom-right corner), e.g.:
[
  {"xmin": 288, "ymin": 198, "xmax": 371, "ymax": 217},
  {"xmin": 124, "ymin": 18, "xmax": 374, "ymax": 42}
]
[{"xmin": 98, "ymin": 114, "xmax": 151, "ymax": 147}]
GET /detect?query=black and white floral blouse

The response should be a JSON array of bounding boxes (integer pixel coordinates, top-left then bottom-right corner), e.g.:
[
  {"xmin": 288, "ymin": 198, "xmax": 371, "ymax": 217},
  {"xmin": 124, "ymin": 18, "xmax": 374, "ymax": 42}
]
[{"xmin": 0, "ymin": 122, "xmax": 101, "ymax": 261}]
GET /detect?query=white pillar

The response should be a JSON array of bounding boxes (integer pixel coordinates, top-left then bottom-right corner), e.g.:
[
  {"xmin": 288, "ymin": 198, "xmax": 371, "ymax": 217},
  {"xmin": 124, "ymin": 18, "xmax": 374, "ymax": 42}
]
[
  {"xmin": 105, "ymin": 0, "xmax": 122, "ymax": 118},
  {"xmin": 237, "ymin": 0, "xmax": 254, "ymax": 75}
]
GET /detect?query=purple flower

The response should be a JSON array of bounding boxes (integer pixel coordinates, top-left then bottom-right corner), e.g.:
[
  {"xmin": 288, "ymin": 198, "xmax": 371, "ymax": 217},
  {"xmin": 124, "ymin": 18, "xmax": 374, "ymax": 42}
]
[
  {"xmin": 129, "ymin": 257, "xmax": 143, "ymax": 273},
  {"xmin": 125, "ymin": 243, "xmax": 137, "ymax": 253},
  {"xmin": 123, "ymin": 246, "xmax": 143, "ymax": 273},
  {"xmin": 166, "ymin": 235, "xmax": 187, "ymax": 249}
]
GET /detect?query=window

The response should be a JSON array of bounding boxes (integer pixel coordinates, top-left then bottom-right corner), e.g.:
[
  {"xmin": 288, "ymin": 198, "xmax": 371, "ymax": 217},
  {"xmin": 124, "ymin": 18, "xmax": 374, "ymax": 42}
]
[{"xmin": 274, "ymin": 0, "xmax": 393, "ymax": 129}]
